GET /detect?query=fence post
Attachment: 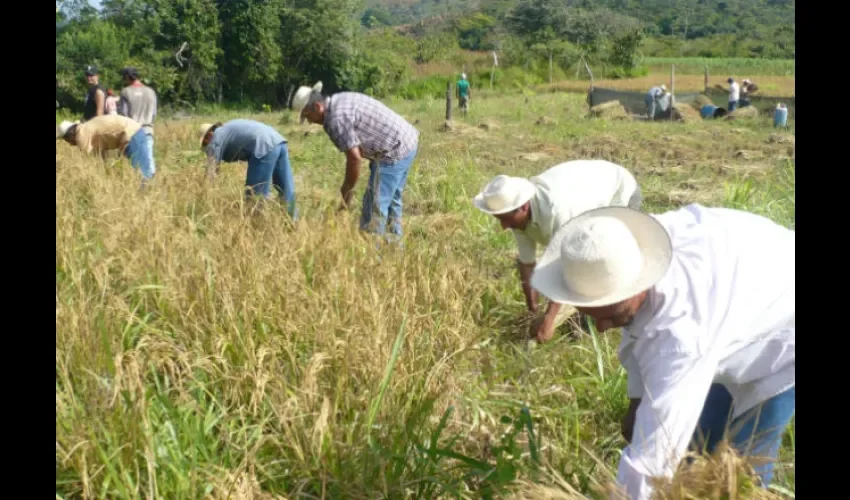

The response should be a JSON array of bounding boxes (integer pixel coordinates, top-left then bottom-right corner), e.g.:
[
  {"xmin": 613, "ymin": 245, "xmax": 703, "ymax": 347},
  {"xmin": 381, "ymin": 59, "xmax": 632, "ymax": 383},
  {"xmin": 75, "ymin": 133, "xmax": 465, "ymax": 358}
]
[
  {"xmin": 670, "ymin": 64, "xmax": 675, "ymax": 121},
  {"xmin": 445, "ymin": 80, "xmax": 453, "ymax": 122},
  {"xmin": 704, "ymin": 64, "xmax": 709, "ymax": 93}
]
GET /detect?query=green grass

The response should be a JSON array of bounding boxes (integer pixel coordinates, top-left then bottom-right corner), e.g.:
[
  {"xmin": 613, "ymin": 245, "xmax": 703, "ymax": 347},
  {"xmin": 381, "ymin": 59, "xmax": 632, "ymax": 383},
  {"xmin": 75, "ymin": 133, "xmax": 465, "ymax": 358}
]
[
  {"xmin": 56, "ymin": 90, "xmax": 795, "ymax": 499},
  {"xmin": 644, "ymin": 57, "xmax": 796, "ymax": 76}
]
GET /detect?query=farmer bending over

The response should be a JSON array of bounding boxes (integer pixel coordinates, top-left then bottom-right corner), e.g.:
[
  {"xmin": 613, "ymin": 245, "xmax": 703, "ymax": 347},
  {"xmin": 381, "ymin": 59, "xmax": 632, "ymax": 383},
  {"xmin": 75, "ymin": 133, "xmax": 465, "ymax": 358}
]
[
  {"xmin": 473, "ymin": 160, "xmax": 641, "ymax": 343},
  {"xmin": 199, "ymin": 119, "xmax": 297, "ymax": 218},
  {"xmin": 530, "ymin": 204, "xmax": 795, "ymax": 500},
  {"xmin": 293, "ymin": 81, "xmax": 420, "ymax": 242},
  {"xmin": 57, "ymin": 114, "xmax": 155, "ymax": 184}
]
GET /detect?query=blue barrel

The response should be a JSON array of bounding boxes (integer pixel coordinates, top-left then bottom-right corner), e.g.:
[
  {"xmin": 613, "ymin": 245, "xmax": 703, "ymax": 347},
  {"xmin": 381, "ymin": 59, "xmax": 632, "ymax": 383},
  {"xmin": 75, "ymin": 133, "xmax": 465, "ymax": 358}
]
[
  {"xmin": 774, "ymin": 106, "xmax": 788, "ymax": 128},
  {"xmin": 700, "ymin": 104, "xmax": 717, "ymax": 119}
]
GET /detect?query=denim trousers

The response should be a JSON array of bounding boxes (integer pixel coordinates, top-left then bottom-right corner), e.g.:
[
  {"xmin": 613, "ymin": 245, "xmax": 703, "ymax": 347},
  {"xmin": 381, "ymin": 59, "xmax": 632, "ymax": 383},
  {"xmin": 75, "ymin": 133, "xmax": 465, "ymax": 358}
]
[
  {"xmin": 245, "ymin": 142, "xmax": 297, "ymax": 219},
  {"xmin": 360, "ymin": 145, "xmax": 418, "ymax": 240},
  {"xmin": 123, "ymin": 129, "xmax": 156, "ymax": 180},
  {"xmin": 691, "ymin": 383, "xmax": 795, "ymax": 487}
]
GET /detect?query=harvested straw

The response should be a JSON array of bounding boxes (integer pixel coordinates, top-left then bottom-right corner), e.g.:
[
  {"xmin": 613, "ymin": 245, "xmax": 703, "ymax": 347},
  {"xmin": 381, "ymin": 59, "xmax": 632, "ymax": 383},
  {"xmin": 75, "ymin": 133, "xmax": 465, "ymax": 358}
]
[
  {"xmin": 588, "ymin": 100, "xmax": 629, "ymax": 120},
  {"xmin": 690, "ymin": 94, "xmax": 715, "ymax": 110},
  {"xmin": 726, "ymin": 106, "xmax": 760, "ymax": 120},
  {"xmin": 671, "ymin": 103, "xmax": 701, "ymax": 123}
]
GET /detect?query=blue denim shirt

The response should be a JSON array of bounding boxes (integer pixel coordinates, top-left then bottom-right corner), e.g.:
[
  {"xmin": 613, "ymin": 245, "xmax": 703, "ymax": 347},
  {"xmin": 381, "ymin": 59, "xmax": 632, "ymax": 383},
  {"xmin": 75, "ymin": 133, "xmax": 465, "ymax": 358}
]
[{"xmin": 206, "ymin": 119, "xmax": 286, "ymax": 163}]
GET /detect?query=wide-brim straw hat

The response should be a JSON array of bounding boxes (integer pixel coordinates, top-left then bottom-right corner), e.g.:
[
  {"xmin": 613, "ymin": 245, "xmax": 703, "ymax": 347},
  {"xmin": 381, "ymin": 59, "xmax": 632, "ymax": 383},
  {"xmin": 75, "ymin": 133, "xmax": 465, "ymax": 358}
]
[
  {"xmin": 530, "ymin": 206, "xmax": 672, "ymax": 307},
  {"xmin": 473, "ymin": 175, "xmax": 536, "ymax": 214},
  {"xmin": 291, "ymin": 81, "xmax": 323, "ymax": 123},
  {"xmin": 198, "ymin": 123, "xmax": 217, "ymax": 146}
]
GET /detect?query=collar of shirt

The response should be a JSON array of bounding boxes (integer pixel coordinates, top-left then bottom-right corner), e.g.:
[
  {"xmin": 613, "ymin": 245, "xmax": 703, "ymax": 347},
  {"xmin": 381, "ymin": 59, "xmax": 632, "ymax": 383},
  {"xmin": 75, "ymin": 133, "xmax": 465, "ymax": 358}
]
[{"xmin": 521, "ymin": 184, "xmax": 553, "ymax": 244}]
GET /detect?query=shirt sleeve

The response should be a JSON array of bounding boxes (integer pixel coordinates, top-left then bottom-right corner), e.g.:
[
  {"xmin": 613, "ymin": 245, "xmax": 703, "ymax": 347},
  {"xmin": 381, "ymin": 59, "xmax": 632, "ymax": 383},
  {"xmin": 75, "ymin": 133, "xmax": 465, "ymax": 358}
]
[
  {"xmin": 615, "ymin": 349, "xmax": 717, "ymax": 500},
  {"xmin": 513, "ymin": 230, "xmax": 537, "ymax": 264},
  {"xmin": 326, "ymin": 116, "xmax": 360, "ymax": 153},
  {"xmin": 625, "ymin": 355, "xmax": 644, "ymax": 399}
]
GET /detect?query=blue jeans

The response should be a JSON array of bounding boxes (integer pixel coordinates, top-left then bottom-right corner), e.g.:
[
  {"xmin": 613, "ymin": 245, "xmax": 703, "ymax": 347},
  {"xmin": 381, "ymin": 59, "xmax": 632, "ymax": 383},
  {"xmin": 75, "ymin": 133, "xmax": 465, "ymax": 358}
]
[
  {"xmin": 691, "ymin": 383, "xmax": 795, "ymax": 486},
  {"xmin": 728, "ymin": 100, "xmax": 739, "ymax": 112},
  {"xmin": 124, "ymin": 129, "xmax": 155, "ymax": 180},
  {"xmin": 361, "ymin": 145, "xmax": 417, "ymax": 239},
  {"xmin": 245, "ymin": 142, "xmax": 297, "ymax": 218}
]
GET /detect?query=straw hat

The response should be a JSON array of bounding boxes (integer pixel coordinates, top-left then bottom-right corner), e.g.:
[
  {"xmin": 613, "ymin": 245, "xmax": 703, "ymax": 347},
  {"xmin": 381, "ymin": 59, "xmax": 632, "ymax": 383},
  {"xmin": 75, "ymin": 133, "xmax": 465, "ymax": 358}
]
[
  {"xmin": 291, "ymin": 81, "xmax": 323, "ymax": 123},
  {"xmin": 473, "ymin": 175, "xmax": 536, "ymax": 215},
  {"xmin": 198, "ymin": 123, "xmax": 216, "ymax": 146},
  {"xmin": 56, "ymin": 120, "xmax": 78, "ymax": 139},
  {"xmin": 530, "ymin": 206, "xmax": 672, "ymax": 307},
  {"xmin": 659, "ymin": 84, "xmax": 667, "ymax": 91}
]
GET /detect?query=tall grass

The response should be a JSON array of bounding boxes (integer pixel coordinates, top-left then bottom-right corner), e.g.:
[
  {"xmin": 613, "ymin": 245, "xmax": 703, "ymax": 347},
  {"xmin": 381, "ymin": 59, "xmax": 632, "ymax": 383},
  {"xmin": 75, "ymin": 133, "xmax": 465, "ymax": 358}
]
[{"xmin": 57, "ymin": 90, "xmax": 794, "ymax": 498}]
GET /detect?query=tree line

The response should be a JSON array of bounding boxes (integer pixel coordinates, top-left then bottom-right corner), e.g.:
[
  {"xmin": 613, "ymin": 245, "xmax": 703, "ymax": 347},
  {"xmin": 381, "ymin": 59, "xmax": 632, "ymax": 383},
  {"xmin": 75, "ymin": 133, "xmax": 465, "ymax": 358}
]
[{"xmin": 56, "ymin": 0, "xmax": 794, "ymax": 111}]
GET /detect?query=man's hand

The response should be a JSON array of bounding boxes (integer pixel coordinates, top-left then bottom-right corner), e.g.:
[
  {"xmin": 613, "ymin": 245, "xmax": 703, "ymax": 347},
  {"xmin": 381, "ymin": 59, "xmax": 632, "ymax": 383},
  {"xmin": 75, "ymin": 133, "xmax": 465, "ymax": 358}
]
[
  {"xmin": 517, "ymin": 260, "xmax": 538, "ymax": 312},
  {"xmin": 529, "ymin": 314, "xmax": 556, "ymax": 343}
]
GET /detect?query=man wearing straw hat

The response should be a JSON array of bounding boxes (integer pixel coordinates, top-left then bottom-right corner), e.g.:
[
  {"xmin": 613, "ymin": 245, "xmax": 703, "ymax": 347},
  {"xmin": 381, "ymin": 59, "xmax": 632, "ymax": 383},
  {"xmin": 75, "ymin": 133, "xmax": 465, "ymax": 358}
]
[
  {"xmin": 56, "ymin": 114, "xmax": 156, "ymax": 183},
  {"xmin": 473, "ymin": 160, "xmax": 641, "ymax": 343},
  {"xmin": 292, "ymin": 81, "xmax": 419, "ymax": 241},
  {"xmin": 198, "ymin": 119, "xmax": 297, "ymax": 218},
  {"xmin": 529, "ymin": 203, "xmax": 795, "ymax": 499}
]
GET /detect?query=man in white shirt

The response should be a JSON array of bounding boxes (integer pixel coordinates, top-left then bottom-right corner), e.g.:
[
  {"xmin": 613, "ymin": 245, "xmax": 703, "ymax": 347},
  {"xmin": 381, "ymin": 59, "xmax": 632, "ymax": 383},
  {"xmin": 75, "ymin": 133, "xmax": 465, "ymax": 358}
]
[
  {"xmin": 473, "ymin": 160, "xmax": 642, "ymax": 342},
  {"xmin": 727, "ymin": 77, "xmax": 741, "ymax": 112},
  {"xmin": 530, "ymin": 203, "xmax": 795, "ymax": 499},
  {"xmin": 645, "ymin": 84, "xmax": 669, "ymax": 120}
]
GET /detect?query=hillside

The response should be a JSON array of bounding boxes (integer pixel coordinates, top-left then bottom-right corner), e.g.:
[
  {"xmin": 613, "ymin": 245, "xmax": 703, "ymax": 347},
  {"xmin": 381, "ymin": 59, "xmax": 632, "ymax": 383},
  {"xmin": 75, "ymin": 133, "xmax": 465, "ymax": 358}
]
[{"xmin": 364, "ymin": 0, "xmax": 796, "ymax": 42}]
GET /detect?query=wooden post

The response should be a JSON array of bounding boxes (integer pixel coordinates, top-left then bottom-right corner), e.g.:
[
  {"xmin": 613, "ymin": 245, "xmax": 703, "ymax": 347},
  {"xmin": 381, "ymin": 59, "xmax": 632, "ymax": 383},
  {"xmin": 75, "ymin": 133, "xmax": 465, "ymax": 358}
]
[
  {"xmin": 670, "ymin": 64, "xmax": 675, "ymax": 121},
  {"xmin": 704, "ymin": 65, "xmax": 709, "ymax": 93},
  {"xmin": 490, "ymin": 51, "xmax": 498, "ymax": 89},
  {"xmin": 445, "ymin": 80, "xmax": 452, "ymax": 122}
]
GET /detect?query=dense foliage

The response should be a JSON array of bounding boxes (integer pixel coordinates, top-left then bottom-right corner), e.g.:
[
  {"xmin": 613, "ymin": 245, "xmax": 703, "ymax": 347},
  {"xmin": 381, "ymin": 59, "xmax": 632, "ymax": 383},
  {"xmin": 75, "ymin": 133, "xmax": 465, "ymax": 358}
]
[{"xmin": 56, "ymin": 0, "xmax": 794, "ymax": 109}]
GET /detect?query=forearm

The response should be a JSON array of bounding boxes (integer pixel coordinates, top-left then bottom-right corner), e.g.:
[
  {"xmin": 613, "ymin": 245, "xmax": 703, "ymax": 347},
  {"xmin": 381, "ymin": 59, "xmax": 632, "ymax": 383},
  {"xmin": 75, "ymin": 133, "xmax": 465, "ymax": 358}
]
[
  {"xmin": 517, "ymin": 261, "xmax": 538, "ymax": 311},
  {"xmin": 205, "ymin": 157, "xmax": 219, "ymax": 179},
  {"xmin": 341, "ymin": 154, "xmax": 361, "ymax": 203}
]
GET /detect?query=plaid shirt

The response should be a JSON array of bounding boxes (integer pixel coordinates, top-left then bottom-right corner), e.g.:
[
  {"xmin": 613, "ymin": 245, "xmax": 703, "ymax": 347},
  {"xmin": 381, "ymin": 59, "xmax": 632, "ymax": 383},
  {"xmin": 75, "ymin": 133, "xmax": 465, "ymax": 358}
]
[{"xmin": 323, "ymin": 92, "xmax": 419, "ymax": 163}]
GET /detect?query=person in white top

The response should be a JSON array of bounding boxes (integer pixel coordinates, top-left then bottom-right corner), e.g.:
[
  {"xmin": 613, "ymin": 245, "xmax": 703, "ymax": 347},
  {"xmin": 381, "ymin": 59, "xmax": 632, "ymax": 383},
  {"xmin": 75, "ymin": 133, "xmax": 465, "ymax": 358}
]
[
  {"xmin": 727, "ymin": 77, "xmax": 741, "ymax": 112},
  {"xmin": 473, "ymin": 160, "xmax": 642, "ymax": 342},
  {"xmin": 530, "ymin": 203, "xmax": 795, "ymax": 500}
]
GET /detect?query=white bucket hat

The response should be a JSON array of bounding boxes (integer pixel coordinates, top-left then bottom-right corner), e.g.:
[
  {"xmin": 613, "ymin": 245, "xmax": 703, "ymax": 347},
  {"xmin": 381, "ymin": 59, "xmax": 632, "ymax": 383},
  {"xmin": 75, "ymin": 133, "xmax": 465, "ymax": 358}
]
[
  {"xmin": 473, "ymin": 175, "xmax": 536, "ymax": 214},
  {"xmin": 291, "ymin": 81, "xmax": 323, "ymax": 123},
  {"xmin": 530, "ymin": 206, "xmax": 672, "ymax": 307},
  {"xmin": 56, "ymin": 120, "xmax": 78, "ymax": 139}
]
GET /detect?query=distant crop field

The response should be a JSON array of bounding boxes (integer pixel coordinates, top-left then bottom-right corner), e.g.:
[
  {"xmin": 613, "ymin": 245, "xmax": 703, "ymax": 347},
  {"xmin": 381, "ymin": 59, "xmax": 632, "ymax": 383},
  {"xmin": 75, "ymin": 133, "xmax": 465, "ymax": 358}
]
[{"xmin": 644, "ymin": 57, "xmax": 796, "ymax": 76}]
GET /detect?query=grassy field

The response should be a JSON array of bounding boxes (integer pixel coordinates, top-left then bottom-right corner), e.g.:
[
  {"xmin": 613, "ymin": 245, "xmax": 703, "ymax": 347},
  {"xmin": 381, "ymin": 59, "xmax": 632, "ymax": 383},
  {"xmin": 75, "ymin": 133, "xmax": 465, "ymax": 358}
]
[{"xmin": 56, "ymin": 88, "xmax": 795, "ymax": 498}]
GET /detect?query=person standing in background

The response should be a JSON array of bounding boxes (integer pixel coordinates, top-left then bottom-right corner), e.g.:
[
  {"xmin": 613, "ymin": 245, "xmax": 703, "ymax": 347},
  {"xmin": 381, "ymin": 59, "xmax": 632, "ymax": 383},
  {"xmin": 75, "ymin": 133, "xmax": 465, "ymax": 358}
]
[
  {"xmin": 105, "ymin": 89, "xmax": 119, "ymax": 115},
  {"xmin": 118, "ymin": 67, "xmax": 157, "ymax": 180},
  {"xmin": 82, "ymin": 65, "xmax": 106, "ymax": 122},
  {"xmin": 727, "ymin": 77, "xmax": 741, "ymax": 112},
  {"xmin": 456, "ymin": 73, "xmax": 471, "ymax": 116}
]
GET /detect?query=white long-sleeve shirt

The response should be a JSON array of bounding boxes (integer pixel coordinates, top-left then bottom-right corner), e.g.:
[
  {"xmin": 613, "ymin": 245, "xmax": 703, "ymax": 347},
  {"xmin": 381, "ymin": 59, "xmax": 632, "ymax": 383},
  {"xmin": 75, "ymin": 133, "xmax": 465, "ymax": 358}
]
[
  {"xmin": 614, "ymin": 204, "xmax": 795, "ymax": 500},
  {"xmin": 513, "ymin": 160, "xmax": 640, "ymax": 263}
]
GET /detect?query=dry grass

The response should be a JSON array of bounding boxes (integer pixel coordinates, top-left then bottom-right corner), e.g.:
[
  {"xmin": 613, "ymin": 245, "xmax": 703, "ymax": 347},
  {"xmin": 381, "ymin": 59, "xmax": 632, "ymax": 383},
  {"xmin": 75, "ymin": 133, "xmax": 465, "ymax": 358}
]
[{"xmin": 56, "ymin": 90, "xmax": 794, "ymax": 498}]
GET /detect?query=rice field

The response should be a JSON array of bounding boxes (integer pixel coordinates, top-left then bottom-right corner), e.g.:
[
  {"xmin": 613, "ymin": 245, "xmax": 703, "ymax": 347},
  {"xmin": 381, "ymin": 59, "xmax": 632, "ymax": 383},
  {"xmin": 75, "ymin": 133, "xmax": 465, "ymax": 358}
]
[{"xmin": 56, "ymin": 87, "xmax": 795, "ymax": 499}]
